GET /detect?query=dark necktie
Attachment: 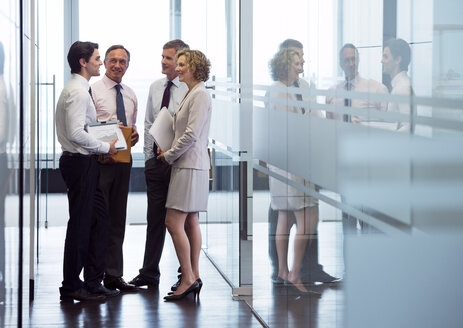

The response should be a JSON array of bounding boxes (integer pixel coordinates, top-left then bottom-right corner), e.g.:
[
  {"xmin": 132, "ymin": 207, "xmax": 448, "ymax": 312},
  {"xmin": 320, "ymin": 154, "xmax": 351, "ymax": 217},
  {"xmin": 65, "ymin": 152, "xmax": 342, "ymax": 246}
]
[
  {"xmin": 89, "ymin": 87, "xmax": 96, "ymax": 105},
  {"xmin": 115, "ymin": 84, "xmax": 127, "ymax": 126},
  {"xmin": 160, "ymin": 80, "xmax": 174, "ymax": 110},
  {"xmin": 294, "ymin": 80, "xmax": 305, "ymax": 114},
  {"xmin": 343, "ymin": 80, "xmax": 352, "ymax": 122}
]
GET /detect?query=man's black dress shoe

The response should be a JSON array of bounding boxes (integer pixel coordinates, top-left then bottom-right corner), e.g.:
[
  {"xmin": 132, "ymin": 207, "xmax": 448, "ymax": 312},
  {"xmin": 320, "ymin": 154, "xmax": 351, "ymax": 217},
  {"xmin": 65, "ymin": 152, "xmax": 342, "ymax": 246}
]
[
  {"xmin": 171, "ymin": 274, "xmax": 182, "ymax": 291},
  {"xmin": 128, "ymin": 275, "xmax": 158, "ymax": 287},
  {"xmin": 89, "ymin": 285, "xmax": 120, "ymax": 298},
  {"xmin": 60, "ymin": 287, "xmax": 106, "ymax": 302},
  {"xmin": 104, "ymin": 276, "xmax": 137, "ymax": 291},
  {"xmin": 272, "ymin": 276, "xmax": 286, "ymax": 286}
]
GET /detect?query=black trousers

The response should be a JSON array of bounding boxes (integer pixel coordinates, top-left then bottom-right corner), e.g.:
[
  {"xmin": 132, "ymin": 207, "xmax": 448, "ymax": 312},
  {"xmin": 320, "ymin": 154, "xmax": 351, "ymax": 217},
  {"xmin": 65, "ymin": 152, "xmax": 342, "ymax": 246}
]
[
  {"xmin": 268, "ymin": 206, "xmax": 322, "ymax": 282},
  {"xmin": 59, "ymin": 154, "xmax": 108, "ymax": 294},
  {"xmin": 99, "ymin": 160, "xmax": 132, "ymax": 278},
  {"xmin": 138, "ymin": 157, "xmax": 171, "ymax": 282}
]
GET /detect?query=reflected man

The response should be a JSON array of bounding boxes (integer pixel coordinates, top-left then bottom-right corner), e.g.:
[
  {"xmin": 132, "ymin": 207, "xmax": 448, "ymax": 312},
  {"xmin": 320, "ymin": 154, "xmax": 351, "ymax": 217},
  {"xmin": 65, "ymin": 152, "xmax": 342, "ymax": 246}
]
[
  {"xmin": 326, "ymin": 43, "xmax": 388, "ymax": 267},
  {"xmin": 326, "ymin": 43, "xmax": 388, "ymax": 122},
  {"xmin": 381, "ymin": 38, "xmax": 413, "ymax": 132}
]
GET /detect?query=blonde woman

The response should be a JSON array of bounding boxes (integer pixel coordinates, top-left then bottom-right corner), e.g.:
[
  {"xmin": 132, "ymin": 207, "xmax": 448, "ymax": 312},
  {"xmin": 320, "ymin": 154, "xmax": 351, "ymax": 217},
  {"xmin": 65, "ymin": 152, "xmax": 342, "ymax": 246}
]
[
  {"xmin": 267, "ymin": 48, "xmax": 321, "ymax": 296},
  {"xmin": 158, "ymin": 50, "xmax": 211, "ymax": 301}
]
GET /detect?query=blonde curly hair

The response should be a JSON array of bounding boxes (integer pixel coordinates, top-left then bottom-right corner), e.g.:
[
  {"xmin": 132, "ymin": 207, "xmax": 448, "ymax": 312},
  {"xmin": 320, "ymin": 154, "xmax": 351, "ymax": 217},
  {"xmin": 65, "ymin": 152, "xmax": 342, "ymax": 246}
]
[
  {"xmin": 176, "ymin": 49, "xmax": 211, "ymax": 82},
  {"xmin": 269, "ymin": 48, "xmax": 300, "ymax": 82}
]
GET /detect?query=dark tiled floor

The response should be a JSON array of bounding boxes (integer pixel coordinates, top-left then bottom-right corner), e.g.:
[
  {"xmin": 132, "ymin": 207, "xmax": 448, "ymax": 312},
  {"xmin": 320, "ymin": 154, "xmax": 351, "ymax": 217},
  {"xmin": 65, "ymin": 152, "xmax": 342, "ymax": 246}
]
[{"xmin": 28, "ymin": 226, "xmax": 262, "ymax": 328}]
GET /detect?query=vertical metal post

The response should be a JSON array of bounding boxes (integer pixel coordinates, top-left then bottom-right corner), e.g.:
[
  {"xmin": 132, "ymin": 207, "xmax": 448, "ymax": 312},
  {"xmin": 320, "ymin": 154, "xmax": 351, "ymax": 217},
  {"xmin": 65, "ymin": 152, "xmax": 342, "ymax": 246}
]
[
  {"xmin": 382, "ymin": 0, "xmax": 397, "ymax": 89},
  {"xmin": 170, "ymin": 0, "xmax": 182, "ymax": 40},
  {"xmin": 29, "ymin": 0, "xmax": 36, "ymax": 302},
  {"xmin": 225, "ymin": 0, "xmax": 237, "ymax": 83},
  {"xmin": 52, "ymin": 74, "xmax": 56, "ymax": 170},
  {"xmin": 63, "ymin": 0, "xmax": 79, "ymax": 84},
  {"xmin": 232, "ymin": 0, "xmax": 253, "ymax": 298},
  {"xmin": 18, "ymin": 0, "xmax": 24, "ymax": 325}
]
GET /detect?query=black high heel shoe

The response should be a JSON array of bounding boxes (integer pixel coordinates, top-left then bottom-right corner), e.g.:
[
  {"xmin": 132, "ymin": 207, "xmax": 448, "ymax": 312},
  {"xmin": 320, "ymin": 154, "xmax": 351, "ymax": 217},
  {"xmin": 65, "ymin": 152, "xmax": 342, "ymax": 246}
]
[
  {"xmin": 164, "ymin": 281, "xmax": 200, "ymax": 301},
  {"xmin": 168, "ymin": 278, "xmax": 202, "ymax": 296},
  {"xmin": 196, "ymin": 278, "xmax": 202, "ymax": 294}
]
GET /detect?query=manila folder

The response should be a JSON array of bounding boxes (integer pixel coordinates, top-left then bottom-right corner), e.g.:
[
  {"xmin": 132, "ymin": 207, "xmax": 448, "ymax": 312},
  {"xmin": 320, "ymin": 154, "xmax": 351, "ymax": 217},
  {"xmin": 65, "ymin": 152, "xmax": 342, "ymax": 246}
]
[{"xmin": 111, "ymin": 126, "xmax": 132, "ymax": 163}]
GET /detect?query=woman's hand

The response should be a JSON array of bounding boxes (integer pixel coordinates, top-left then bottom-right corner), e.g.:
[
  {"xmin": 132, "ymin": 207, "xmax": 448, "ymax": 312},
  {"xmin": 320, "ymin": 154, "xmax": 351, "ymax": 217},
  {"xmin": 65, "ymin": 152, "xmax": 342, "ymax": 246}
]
[{"xmin": 157, "ymin": 149, "xmax": 168, "ymax": 164}]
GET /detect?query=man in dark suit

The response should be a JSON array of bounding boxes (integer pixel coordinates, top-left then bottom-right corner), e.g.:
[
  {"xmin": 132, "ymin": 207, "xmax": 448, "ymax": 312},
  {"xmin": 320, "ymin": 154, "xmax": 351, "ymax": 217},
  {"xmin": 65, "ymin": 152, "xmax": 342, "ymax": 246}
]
[
  {"xmin": 56, "ymin": 41, "xmax": 119, "ymax": 302},
  {"xmin": 129, "ymin": 40, "xmax": 189, "ymax": 287},
  {"xmin": 91, "ymin": 45, "xmax": 139, "ymax": 291}
]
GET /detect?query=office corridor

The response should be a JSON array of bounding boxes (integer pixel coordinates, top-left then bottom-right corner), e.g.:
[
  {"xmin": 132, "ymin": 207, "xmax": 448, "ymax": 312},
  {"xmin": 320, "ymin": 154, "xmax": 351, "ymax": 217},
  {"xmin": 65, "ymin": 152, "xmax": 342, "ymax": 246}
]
[{"xmin": 27, "ymin": 225, "xmax": 262, "ymax": 328}]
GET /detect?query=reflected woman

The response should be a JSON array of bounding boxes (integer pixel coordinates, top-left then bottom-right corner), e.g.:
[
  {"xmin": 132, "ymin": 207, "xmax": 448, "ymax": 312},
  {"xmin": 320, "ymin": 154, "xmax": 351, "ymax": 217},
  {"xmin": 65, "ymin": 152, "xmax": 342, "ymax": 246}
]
[
  {"xmin": 267, "ymin": 48, "xmax": 321, "ymax": 296},
  {"xmin": 158, "ymin": 49, "xmax": 212, "ymax": 301}
]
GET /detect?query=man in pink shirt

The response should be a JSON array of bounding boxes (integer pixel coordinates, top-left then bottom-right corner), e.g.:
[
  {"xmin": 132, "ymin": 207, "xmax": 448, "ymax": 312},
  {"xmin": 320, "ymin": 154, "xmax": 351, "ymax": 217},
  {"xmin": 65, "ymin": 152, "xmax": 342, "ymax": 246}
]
[{"xmin": 91, "ymin": 45, "xmax": 139, "ymax": 291}]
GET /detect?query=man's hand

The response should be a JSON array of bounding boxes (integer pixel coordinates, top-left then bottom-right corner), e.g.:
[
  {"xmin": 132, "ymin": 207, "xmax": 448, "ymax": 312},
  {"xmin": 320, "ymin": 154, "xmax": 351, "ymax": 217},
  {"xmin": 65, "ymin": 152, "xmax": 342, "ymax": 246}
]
[
  {"xmin": 99, "ymin": 154, "xmax": 116, "ymax": 164},
  {"xmin": 156, "ymin": 150, "xmax": 168, "ymax": 164},
  {"xmin": 131, "ymin": 129, "xmax": 139, "ymax": 146},
  {"xmin": 108, "ymin": 138, "xmax": 118, "ymax": 155}
]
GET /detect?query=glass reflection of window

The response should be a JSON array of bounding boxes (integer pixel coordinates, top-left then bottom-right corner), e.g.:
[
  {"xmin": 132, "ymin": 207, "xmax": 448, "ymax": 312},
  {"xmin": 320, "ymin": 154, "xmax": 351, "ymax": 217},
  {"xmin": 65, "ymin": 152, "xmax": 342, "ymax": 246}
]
[{"xmin": 79, "ymin": 0, "xmax": 169, "ymax": 158}]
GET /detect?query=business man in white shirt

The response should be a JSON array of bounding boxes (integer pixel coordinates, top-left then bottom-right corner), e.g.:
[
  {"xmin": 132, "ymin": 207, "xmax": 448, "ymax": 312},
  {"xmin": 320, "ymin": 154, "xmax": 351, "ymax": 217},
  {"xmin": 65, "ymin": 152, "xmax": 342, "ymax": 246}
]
[
  {"xmin": 56, "ymin": 41, "xmax": 119, "ymax": 302},
  {"xmin": 326, "ymin": 43, "xmax": 389, "ymax": 122},
  {"xmin": 326, "ymin": 44, "xmax": 389, "ymax": 271},
  {"xmin": 129, "ymin": 39, "xmax": 189, "ymax": 288},
  {"xmin": 381, "ymin": 38, "xmax": 413, "ymax": 132},
  {"xmin": 91, "ymin": 45, "xmax": 138, "ymax": 292}
]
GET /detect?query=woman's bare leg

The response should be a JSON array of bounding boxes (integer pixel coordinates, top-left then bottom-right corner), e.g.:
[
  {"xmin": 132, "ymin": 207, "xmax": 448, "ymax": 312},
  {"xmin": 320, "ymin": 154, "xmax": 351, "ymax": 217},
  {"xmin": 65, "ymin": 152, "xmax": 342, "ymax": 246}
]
[
  {"xmin": 275, "ymin": 211, "xmax": 290, "ymax": 280},
  {"xmin": 184, "ymin": 212, "xmax": 201, "ymax": 280},
  {"xmin": 165, "ymin": 208, "xmax": 195, "ymax": 295},
  {"xmin": 289, "ymin": 206, "xmax": 319, "ymax": 292}
]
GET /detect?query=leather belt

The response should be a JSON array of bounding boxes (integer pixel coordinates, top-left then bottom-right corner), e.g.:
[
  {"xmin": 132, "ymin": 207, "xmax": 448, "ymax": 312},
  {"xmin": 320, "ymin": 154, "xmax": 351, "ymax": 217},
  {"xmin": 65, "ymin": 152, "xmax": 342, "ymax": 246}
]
[{"xmin": 62, "ymin": 151, "xmax": 97, "ymax": 158}]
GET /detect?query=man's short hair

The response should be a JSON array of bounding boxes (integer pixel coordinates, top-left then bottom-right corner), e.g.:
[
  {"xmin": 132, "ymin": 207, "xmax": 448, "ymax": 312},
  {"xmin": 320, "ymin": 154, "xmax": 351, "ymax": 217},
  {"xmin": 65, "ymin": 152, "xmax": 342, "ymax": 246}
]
[
  {"xmin": 279, "ymin": 39, "xmax": 303, "ymax": 50},
  {"xmin": 67, "ymin": 41, "xmax": 99, "ymax": 74},
  {"xmin": 163, "ymin": 39, "xmax": 190, "ymax": 52},
  {"xmin": 105, "ymin": 45, "xmax": 130, "ymax": 63},
  {"xmin": 339, "ymin": 43, "xmax": 359, "ymax": 61},
  {"xmin": 385, "ymin": 38, "xmax": 411, "ymax": 71}
]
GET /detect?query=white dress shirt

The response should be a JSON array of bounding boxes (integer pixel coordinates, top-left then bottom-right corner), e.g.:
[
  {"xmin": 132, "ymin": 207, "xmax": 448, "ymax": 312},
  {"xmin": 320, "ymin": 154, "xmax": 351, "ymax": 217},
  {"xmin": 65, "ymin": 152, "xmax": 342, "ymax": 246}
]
[
  {"xmin": 326, "ymin": 74, "xmax": 388, "ymax": 122},
  {"xmin": 55, "ymin": 74, "xmax": 110, "ymax": 155},
  {"xmin": 388, "ymin": 71, "xmax": 413, "ymax": 131},
  {"xmin": 91, "ymin": 74, "xmax": 138, "ymax": 128},
  {"xmin": 144, "ymin": 76, "xmax": 188, "ymax": 161}
]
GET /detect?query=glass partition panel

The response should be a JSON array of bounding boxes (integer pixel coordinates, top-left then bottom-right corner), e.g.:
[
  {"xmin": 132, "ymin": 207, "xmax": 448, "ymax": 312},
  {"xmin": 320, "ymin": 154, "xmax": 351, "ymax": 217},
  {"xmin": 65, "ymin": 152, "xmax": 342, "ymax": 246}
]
[
  {"xmin": 252, "ymin": 0, "xmax": 463, "ymax": 327},
  {"xmin": 1, "ymin": 0, "xmax": 32, "ymax": 324},
  {"xmin": 183, "ymin": 0, "xmax": 241, "ymax": 286},
  {"xmin": 202, "ymin": 150, "xmax": 240, "ymax": 286}
]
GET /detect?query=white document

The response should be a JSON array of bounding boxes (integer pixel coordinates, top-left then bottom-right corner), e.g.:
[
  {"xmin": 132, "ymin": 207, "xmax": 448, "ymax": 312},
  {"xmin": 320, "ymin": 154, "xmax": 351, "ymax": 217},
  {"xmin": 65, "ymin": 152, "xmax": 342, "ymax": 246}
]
[
  {"xmin": 87, "ymin": 121, "xmax": 127, "ymax": 150},
  {"xmin": 149, "ymin": 107, "xmax": 174, "ymax": 151}
]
